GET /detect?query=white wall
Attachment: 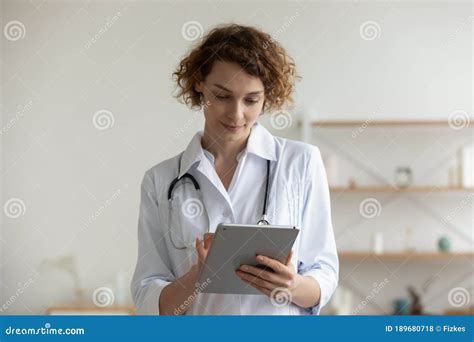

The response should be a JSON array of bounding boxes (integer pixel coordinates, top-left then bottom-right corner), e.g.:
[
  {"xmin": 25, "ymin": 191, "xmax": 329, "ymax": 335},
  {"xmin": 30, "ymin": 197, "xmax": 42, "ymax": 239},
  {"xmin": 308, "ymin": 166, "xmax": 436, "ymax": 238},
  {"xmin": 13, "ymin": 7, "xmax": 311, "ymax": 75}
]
[{"xmin": 1, "ymin": 0, "xmax": 472, "ymax": 314}]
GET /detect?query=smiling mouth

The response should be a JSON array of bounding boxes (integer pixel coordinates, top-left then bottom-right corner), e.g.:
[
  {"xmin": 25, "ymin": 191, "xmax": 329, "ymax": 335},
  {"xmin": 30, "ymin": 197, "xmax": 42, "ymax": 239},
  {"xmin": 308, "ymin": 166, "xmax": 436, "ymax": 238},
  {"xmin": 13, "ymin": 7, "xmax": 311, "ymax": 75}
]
[{"xmin": 222, "ymin": 123, "xmax": 245, "ymax": 132}]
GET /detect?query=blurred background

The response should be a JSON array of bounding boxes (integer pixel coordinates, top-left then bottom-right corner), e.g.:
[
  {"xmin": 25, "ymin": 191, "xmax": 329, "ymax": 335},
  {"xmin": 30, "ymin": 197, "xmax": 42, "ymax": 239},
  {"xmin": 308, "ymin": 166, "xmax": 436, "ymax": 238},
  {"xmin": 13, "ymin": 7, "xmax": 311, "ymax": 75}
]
[{"xmin": 1, "ymin": 0, "xmax": 472, "ymax": 315}]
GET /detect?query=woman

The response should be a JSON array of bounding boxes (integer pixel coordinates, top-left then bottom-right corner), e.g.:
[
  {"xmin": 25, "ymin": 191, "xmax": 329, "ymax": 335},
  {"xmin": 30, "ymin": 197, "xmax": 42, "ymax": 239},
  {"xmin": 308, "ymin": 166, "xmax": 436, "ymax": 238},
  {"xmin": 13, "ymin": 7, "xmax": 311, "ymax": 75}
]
[{"xmin": 131, "ymin": 24, "xmax": 338, "ymax": 315}]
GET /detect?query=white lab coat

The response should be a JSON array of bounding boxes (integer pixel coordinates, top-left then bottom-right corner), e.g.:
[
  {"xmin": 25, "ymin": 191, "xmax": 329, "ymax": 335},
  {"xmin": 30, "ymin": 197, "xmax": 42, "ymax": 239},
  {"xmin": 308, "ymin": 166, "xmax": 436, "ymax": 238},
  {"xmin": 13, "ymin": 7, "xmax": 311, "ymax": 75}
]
[{"xmin": 130, "ymin": 122, "xmax": 339, "ymax": 315}]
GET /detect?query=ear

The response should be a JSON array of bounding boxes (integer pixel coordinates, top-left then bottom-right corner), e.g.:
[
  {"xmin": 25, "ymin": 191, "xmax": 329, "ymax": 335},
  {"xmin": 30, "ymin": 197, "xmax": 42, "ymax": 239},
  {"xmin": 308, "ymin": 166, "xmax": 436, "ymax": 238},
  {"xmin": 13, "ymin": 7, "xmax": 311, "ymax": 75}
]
[{"xmin": 195, "ymin": 81, "xmax": 203, "ymax": 94}]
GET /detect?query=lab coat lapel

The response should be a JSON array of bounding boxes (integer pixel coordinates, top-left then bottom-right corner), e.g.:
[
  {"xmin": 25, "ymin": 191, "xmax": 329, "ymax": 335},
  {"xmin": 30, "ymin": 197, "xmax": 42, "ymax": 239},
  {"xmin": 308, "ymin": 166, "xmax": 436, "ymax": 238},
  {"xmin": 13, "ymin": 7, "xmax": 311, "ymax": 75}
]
[{"xmin": 196, "ymin": 160, "xmax": 233, "ymax": 233}]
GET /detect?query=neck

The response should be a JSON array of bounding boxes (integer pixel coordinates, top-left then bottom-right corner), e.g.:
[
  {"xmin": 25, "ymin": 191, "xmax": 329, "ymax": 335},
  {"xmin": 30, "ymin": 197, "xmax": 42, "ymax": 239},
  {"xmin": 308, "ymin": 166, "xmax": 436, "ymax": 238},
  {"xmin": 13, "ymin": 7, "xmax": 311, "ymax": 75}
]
[{"xmin": 201, "ymin": 132, "xmax": 249, "ymax": 162}]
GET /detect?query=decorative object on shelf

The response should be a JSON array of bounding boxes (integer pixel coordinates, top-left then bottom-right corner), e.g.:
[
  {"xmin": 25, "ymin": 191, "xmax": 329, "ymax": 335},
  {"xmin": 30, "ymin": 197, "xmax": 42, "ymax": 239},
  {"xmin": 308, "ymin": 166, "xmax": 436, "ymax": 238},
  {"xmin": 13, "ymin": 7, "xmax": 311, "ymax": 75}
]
[
  {"xmin": 39, "ymin": 254, "xmax": 84, "ymax": 306},
  {"xmin": 114, "ymin": 271, "xmax": 128, "ymax": 306},
  {"xmin": 404, "ymin": 227, "xmax": 415, "ymax": 252},
  {"xmin": 348, "ymin": 178, "xmax": 357, "ymax": 189},
  {"xmin": 404, "ymin": 276, "xmax": 439, "ymax": 315},
  {"xmin": 371, "ymin": 232, "xmax": 384, "ymax": 254},
  {"xmin": 407, "ymin": 286, "xmax": 423, "ymax": 315},
  {"xmin": 437, "ymin": 236, "xmax": 451, "ymax": 252},
  {"xmin": 394, "ymin": 166, "xmax": 412, "ymax": 188},
  {"xmin": 458, "ymin": 143, "xmax": 474, "ymax": 187},
  {"xmin": 327, "ymin": 285, "xmax": 354, "ymax": 315},
  {"xmin": 392, "ymin": 298, "xmax": 409, "ymax": 315}
]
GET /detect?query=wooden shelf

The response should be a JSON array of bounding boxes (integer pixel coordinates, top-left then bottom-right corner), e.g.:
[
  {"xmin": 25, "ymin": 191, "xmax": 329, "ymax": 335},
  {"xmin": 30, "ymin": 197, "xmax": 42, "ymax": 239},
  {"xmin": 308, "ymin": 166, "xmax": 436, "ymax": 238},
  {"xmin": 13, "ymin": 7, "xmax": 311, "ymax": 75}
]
[
  {"xmin": 310, "ymin": 120, "xmax": 473, "ymax": 127},
  {"xmin": 330, "ymin": 186, "xmax": 474, "ymax": 193},
  {"xmin": 339, "ymin": 251, "xmax": 474, "ymax": 262},
  {"xmin": 45, "ymin": 306, "xmax": 135, "ymax": 315}
]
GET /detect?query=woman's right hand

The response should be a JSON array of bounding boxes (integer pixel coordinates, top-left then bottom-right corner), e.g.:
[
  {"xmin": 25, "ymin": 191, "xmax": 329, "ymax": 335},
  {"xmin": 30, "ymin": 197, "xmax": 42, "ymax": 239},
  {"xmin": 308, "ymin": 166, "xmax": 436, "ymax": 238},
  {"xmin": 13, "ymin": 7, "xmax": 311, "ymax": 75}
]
[{"xmin": 195, "ymin": 233, "xmax": 214, "ymax": 274}]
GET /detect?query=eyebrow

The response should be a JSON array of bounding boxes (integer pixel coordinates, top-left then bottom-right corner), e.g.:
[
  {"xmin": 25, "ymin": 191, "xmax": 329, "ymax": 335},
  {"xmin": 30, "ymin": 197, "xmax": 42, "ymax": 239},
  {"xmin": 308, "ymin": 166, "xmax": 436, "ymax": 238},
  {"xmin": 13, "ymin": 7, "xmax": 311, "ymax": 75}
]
[{"xmin": 213, "ymin": 83, "xmax": 264, "ymax": 95}]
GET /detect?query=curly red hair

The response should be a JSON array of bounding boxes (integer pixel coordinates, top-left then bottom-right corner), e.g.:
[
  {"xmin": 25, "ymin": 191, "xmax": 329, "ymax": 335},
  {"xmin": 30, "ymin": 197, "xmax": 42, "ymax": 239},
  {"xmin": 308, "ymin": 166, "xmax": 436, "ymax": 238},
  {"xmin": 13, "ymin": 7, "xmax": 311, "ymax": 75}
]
[{"xmin": 173, "ymin": 23, "xmax": 300, "ymax": 113}]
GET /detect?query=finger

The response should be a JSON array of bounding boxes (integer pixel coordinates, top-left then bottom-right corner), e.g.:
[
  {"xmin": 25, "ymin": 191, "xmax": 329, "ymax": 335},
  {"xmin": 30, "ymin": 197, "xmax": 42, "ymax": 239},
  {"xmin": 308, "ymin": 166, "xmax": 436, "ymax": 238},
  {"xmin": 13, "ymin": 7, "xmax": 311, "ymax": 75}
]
[
  {"xmin": 256, "ymin": 255, "xmax": 291, "ymax": 277},
  {"xmin": 203, "ymin": 235, "xmax": 210, "ymax": 249},
  {"xmin": 238, "ymin": 265, "xmax": 289, "ymax": 287},
  {"xmin": 236, "ymin": 271, "xmax": 276, "ymax": 291},
  {"xmin": 240, "ymin": 278, "xmax": 272, "ymax": 297},
  {"xmin": 203, "ymin": 233, "xmax": 214, "ymax": 249},
  {"xmin": 286, "ymin": 250, "xmax": 293, "ymax": 265},
  {"xmin": 195, "ymin": 238, "xmax": 205, "ymax": 261},
  {"xmin": 204, "ymin": 232, "xmax": 214, "ymax": 240}
]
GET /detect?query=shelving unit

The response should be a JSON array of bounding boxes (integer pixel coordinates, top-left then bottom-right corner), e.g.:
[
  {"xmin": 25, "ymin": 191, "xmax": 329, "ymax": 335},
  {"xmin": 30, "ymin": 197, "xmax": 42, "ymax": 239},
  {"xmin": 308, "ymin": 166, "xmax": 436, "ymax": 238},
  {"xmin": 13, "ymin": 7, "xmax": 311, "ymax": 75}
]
[
  {"xmin": 338, "ymin": 251, "xmax": 474, "ymax": 262},
  {"xmin": 300, "ymin": 116, "xmax": 473, "ymax": 314},
  {"xmin": 330, "ymin": 186, "xmax": 474, "ymax": 193},
  {"xmin": 309, "ymin": 120, "xmax": 473, "ymax": 127}
]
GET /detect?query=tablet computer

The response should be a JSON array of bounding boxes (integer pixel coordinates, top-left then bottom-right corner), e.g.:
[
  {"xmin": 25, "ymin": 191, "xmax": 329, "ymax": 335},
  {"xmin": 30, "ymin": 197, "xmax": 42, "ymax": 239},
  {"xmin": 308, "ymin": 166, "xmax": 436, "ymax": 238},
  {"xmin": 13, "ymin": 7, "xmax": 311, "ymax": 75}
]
[{"xmin": 196, "ymin": 223, "xmax": 299, "ymax": 295}]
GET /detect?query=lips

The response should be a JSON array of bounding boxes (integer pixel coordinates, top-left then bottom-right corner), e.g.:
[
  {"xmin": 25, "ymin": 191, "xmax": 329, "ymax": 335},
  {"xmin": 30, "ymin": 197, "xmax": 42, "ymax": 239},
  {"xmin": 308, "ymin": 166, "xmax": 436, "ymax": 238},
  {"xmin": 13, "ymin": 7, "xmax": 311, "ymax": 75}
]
[{"xmin": 222, "ymin": 123, "xmax": 244, "ymax": 132}]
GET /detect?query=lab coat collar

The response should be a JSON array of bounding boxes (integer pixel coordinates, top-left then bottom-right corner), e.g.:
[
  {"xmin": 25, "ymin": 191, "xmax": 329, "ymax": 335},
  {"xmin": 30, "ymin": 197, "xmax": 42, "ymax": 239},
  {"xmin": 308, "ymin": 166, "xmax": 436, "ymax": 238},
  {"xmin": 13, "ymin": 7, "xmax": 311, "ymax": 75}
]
[
  {"xmin": 178, "ymin": 121, "xmax": 277, "ymax": 178},
  {"xmin": 179, "ymin": 133, "xmax": 204, "ymax": 178},
  {"xmin": 246, "ymin": 121, "xmax": 277, "ymax": 162}
]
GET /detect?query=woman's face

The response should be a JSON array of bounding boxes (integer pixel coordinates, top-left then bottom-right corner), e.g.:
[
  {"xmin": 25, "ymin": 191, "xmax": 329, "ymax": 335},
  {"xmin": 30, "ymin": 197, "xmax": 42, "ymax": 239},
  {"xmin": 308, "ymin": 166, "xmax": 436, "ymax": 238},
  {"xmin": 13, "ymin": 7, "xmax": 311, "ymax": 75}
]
[{"xmin": 195, "ymin": 61, "xmax": 265, "ymax": 143}]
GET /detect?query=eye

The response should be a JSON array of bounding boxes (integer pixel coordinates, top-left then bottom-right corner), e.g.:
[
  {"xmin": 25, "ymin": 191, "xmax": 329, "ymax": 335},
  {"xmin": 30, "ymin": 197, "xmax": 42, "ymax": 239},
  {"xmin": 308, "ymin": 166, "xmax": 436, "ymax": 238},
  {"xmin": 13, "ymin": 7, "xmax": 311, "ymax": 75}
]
[
  {"xmin": 215, "ymin": 94, "xmax": 229, "ymax": 100},
  {"xmin": 245, "ymin": 98, "xmax": 259, "ymax": 105}
]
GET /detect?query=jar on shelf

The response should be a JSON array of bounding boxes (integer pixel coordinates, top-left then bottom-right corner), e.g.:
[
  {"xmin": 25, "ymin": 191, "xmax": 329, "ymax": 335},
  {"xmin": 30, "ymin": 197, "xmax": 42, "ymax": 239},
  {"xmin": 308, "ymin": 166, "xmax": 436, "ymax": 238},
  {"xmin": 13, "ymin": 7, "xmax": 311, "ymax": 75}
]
[{"xmin": 395, "ymin": 167, "xmax": 412, "ymax": 188}]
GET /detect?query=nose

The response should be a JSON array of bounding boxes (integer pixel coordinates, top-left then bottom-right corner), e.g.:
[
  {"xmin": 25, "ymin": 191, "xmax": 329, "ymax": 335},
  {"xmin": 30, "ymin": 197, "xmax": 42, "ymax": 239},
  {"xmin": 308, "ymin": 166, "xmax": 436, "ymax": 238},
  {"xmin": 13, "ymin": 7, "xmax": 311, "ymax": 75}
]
[{"xmin": 227, "ymin": 99, "xmax": 245, "ymax": 121}]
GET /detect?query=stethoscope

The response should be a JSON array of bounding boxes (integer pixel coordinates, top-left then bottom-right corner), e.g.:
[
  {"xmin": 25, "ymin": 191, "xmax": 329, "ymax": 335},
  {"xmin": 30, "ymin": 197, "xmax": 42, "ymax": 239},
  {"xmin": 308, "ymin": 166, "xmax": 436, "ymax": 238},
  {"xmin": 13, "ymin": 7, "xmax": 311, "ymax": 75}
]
[{"xmin": 167, "ymin": 155, "xmax": 271, "ymax": 250}]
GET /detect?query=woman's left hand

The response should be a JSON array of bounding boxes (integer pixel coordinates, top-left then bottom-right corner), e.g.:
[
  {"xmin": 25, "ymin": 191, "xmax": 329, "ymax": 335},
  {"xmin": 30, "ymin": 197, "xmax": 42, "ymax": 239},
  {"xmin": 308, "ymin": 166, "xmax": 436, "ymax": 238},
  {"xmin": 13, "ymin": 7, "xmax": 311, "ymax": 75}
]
[{"xmin": 235, "ymin": 250, "xmax": 301, "ymax": 302}]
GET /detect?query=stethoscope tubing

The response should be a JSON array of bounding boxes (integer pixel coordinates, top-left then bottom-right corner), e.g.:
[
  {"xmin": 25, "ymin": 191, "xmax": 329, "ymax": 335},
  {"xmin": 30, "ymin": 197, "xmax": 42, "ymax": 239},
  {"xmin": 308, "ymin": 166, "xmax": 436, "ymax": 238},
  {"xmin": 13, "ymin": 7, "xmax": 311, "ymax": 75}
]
[{"xmin": 167, "ymin": 155, "xmax": 271, "ymax": 249}]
